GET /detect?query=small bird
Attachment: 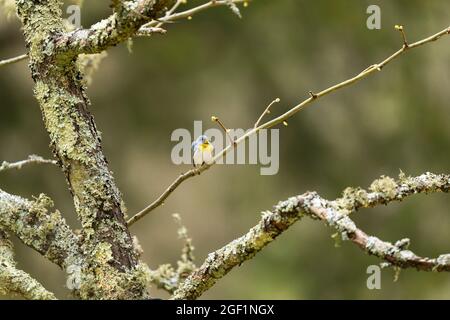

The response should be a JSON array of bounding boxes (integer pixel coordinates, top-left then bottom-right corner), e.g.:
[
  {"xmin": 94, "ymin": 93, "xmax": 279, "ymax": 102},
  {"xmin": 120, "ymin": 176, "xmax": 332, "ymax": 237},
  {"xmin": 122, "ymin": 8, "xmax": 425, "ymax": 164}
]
[{"xmin": 192, "ymin": 135, "xmax": 214, "ymax": 167}]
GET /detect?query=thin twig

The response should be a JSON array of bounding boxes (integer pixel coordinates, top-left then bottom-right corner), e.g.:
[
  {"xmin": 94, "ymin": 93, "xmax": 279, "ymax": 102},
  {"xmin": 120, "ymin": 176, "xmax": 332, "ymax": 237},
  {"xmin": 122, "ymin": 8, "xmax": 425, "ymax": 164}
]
[
  {"xmin": 0, "ymin": 155, "xmax": 57, "ymax": 173},
  {"xmin": 254, "ymin": 98, "xmax": 280, "ymax": 128},
  {"xmin": 128, "ymin": 25, "xmax": 450, "ymax": 226},
  {"xmin": 0, "ymin": 54, "xmax": 28, "ymax": 68},
  {"xmin": 172, "ymin": 172, "xmax": 450, "ymax": 299},
  {"xmin": 152, "ymin": 0, "xmax": 185, "ymax": 29},
  {"xmin": 127, "ymin": 170, "xmax": 199, "ymax": 225},
  {"xmin": 211, "ymin": 116, "xmax": 235, "ymax": 146},
  {"xmin": 395, "ymin": 25, "xmax": 409, "ymax": 48},
  {"xmin": 136, "ymin": 26, "xmax": 167, "ymax": 37},
  {"xmin": 140, "ymin": 0, "xmax": 249, "ymax": 30}
]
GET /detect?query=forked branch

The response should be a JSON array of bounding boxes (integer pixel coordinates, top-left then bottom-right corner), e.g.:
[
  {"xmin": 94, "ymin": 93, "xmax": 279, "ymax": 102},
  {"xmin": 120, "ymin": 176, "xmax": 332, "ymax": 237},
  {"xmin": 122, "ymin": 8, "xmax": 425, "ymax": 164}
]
[
  {"xmin": 172, "ymin": 172, "xmax": 450, "ymax": 299},
  {"xmin": 56, "ymin": 0, "xmax": 248, "ymax": 56},
  {"xmin": 129, "ymin": 25, "xmax": 450, "ymax": 226}
]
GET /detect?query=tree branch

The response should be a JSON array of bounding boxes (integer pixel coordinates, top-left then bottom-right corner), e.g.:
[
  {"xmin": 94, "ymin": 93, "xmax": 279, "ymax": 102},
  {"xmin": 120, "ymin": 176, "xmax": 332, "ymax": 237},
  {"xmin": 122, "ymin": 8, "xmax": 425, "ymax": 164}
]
[
  {"xmin": 0, "ymin": 155, "xmax": 57, "ymax": 173},
  {"xmin": 0, "ymin": 190, "xmax": 81, "ymax": 269},
  {"xmin": 129, "ymin": 25, "xmax": 450, "ymax": 226},
  {"xmin": 254, "ymin": 97, "xmax": 280, "ymax": 128},
  {"xmin": 15, "ymin": 0, "xmax": 152, "ymax": 299},
  {"xmin": 56, "ymin": 0, "xmax": 248, "ymax": 56},
  {"xmin": 0, "ymin": 54, "xmax": 27, "ymax": 68},
  {"xmin": 151, "ymin": 0, "xmax": 185, "ymax": 30},
  {"xmin": 172, "ymin": 172, "xmax": 450, "ymax": 299},
  {"xmin": 55, "ymin": 0, "xmax": 176, "ymax": 56},
  {"xmin": 0, "ymin": 229, "xmax": 57, "ymax": 299},
  {"xmin": 141, "ymin": 0, "xmax": 248, "ymax": 29}
]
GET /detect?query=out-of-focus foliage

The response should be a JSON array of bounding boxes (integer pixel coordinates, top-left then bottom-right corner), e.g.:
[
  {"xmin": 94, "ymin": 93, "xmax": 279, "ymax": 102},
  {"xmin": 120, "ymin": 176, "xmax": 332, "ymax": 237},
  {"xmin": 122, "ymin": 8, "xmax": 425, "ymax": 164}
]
[{"xmin": 0, "ymin": 0, "xmax": 449, "ymax": 299}]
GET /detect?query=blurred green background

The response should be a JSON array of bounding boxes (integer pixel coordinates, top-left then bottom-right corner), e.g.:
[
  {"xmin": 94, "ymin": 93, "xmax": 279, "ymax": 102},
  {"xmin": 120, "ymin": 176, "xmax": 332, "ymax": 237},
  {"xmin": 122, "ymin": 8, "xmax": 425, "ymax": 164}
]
[{"xmin": 0, "ymin": 0, "xmax": 449, "ymax": 299}]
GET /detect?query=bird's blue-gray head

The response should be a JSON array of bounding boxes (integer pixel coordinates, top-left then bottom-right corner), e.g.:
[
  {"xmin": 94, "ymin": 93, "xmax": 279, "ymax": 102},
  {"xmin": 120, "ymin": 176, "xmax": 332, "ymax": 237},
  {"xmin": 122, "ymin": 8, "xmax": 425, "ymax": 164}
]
[{"xmin": 192, "ymin": 135, "xmax": 210, "ymax": 151}]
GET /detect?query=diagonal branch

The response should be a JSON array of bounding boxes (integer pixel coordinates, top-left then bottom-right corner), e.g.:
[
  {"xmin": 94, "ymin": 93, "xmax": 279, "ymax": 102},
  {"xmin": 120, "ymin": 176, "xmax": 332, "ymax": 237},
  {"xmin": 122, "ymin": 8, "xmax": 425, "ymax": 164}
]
[
  {"xmin": 0, "ymin": 229, "xmax": 57, "ymax": 299},
  {"xmin": 0, "ymin": 190, "xmax": 81, "ymax": 269},
  {"xmin": 129, "ymin": 25, "xmax": 450, "ymax": 226},
  {"xmin": 172, "ymin": 172, "xmax": 450, "ymax": 300},
  {"xmin": 0, "ymin": 155, "xmax": 57, "ymax": 173}
]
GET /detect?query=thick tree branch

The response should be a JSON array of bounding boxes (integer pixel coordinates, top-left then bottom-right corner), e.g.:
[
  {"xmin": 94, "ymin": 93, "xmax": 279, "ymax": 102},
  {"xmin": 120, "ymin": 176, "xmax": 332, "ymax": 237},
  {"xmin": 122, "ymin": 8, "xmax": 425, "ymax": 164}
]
[
  {"xmin": 56, "ymin": 0, "xmax": 247, "ymax": 56},
  {"xmin": 172, "ymin": 172, "xmax": 450, "ymax": 299},
  {"xmin": 15, "ymin": 0, "xmax": 151, "ymax": 299},
  {"xmin": 0, "ymin": 189, "xmax": 81, "ymax": 269},
  {"xmin": 0, "ymin": 229, "xmax": 57, "ymax": 299},
  {"xmin": 55, "ymin": 0, "xmax": 176, "ymax": 56},
  {"xmin": 0, "ymin": 155, "xmax": 57, "ymax": 173}
]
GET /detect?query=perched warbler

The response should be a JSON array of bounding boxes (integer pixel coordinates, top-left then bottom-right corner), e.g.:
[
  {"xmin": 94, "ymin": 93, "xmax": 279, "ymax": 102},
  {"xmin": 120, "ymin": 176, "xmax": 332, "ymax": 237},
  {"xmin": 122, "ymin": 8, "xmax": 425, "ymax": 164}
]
[{"xmin": 192, "ymin": 135, "xmax": 214, "ymax": 167}]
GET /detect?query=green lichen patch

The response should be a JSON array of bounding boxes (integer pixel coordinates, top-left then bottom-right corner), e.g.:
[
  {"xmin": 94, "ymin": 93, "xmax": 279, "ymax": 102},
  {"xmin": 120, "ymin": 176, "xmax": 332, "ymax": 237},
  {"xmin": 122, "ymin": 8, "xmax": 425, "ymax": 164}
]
[
  {"xmin": 93, "ymin": 242, "xmax": 113, "ymax": 265},
  {"xmin": 77, "ymin": 261, "xmax": 150, "ymax": 300},
  {"xmin": 0, "ymin": 229, "xmax": 57, "ymax": 299},
  {"xmin": 369, "ymin": 175, "xmax": 398, "ymax": 200},
  {"xmin": 0, "ymin": 190, "xmax": 81, "ymax": 269},
  {"xmin": 338, "ymin": 186, "xmax": 370, "ymax": 210}
]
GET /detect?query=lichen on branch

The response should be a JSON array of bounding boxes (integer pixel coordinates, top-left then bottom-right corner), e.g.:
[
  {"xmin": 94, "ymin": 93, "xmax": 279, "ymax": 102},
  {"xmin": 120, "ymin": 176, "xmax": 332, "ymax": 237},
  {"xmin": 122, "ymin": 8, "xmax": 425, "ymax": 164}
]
[
  {"xmin": 6, "ymin": 0, "xmax": 449, "ymax": 301},
  {"xmin": 0, "ymin": 229, "xmax": 57, "ymax": 299},
  {"xmin": 55, "ymin": 0, "xmax": 176, "ymax": 56},
  {"xmin": 0, "ymin": 190, "xmax": 81, "ymax": 269},
  {"xmin": 173, "ymin": 172, "xmax": 450, "ymax": 300},
  {"xmin": 14, "ymin": 0, "xmax": 151, "ymax": 299}
]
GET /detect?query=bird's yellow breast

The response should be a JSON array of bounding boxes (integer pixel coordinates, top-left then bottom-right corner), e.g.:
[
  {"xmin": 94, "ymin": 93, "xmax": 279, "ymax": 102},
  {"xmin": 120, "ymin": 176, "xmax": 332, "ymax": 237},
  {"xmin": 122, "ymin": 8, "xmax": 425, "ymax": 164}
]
[{"xmin": 198, "ymin": 143, "xmax": 213, "ymax": 152}]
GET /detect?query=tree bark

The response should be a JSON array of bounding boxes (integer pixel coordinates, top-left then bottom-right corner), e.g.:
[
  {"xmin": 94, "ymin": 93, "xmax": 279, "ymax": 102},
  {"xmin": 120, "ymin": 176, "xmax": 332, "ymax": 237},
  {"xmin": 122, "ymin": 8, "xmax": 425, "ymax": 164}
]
[{"xmin": 15, "ymin": 0, "xmax": 150, "ymax": 299}]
